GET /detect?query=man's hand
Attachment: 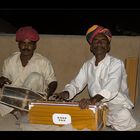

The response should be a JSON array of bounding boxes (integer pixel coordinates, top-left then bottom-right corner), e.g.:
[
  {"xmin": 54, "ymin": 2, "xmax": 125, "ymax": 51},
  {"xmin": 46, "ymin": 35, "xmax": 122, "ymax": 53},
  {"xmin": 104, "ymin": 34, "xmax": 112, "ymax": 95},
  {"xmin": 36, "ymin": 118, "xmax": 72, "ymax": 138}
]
[
  {"xmin": 48, "ymin": 91, "xmax": 69, "ymax": 102},
  {"xmin": 79, "ymin": 94, "xmax": 104, "ymax": 109},
  {"xmin": 0, "ymin": 76, "xmax": 12, "ymax": 88},
  {"xmin": 79, "ymin": 98, "xmax": 91, "ymax": 109},
  {"xmin": 46, "ymin": 81, "xmax": 57, "ymax": 99}
]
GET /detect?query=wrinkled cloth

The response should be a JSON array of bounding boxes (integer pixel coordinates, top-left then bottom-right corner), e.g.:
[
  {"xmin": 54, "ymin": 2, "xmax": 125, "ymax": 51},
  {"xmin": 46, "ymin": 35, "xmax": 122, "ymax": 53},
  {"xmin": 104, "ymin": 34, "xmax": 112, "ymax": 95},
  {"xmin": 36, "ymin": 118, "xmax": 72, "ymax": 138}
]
[
  {"xmin": 106, "ymin": 103, "xmax": 136, "ymax": 131},
  {"xmin": 86, "ymin": 25, "xmax": 112, "ymax": 44},
  {"xmin": 16, "ymin": 26, "xmax": 40, "ymax": 42}
]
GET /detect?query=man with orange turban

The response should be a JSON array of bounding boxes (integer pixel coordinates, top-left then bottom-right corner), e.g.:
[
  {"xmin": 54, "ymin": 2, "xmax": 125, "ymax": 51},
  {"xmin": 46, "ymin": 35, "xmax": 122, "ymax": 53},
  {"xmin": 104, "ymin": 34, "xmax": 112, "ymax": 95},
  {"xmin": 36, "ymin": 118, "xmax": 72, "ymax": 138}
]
[
  {"xmin": 86, "ymin": 24, "xmax": 112, "ymax": 44},
  {"xmin": 52, "ymin": 25, "xmax": 136, "ymax": 131},
  {"xmin": 0, "ymin": 26, "xmax": 57, "ymax": 120}
]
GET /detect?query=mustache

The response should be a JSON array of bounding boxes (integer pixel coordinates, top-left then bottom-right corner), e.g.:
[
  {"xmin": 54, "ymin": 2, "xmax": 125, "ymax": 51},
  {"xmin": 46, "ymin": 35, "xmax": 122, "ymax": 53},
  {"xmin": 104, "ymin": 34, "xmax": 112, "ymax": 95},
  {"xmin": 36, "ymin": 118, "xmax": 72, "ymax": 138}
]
[
  {"xmin": 90, "ymin": 46, "xmax": 106, "ymax": 53},
  {"xmin": 92, "ymin": 46, "xmax": 106, "ymax": 51},
  {"xmin": 21, "ymin": 48, "xmax": 31, "ymax": 51}
]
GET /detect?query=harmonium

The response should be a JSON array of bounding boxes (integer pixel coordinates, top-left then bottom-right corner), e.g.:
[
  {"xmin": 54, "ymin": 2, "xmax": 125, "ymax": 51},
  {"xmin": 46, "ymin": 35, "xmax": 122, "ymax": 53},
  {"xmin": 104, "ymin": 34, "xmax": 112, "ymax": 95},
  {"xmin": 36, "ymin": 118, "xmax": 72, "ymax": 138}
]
[{"xmin": 28, "ymin": 101, "xmax": 108, "ymax": 131}]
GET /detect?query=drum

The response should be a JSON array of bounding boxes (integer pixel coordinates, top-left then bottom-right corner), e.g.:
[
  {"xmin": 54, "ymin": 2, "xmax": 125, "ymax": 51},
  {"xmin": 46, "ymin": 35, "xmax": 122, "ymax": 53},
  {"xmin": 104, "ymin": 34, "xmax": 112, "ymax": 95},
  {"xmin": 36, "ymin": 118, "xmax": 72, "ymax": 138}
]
[
  {"xmin": 28, "ymin": 101, "xmax": 108, "ymax": 131},
  {"xmin": 0, "ymin": 85, "xmax": 46, "ymax": 111}
]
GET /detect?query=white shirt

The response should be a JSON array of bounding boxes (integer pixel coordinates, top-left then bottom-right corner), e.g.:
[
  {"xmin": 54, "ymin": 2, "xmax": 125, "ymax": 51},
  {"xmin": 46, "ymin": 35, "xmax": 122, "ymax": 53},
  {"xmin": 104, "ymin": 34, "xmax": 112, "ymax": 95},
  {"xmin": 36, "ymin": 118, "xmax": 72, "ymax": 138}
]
[
  {"xmin": 64, "ymin": 54, "xmax": 134, "ymax": 109},
  {"xmin": 2, "ymin": 52, "xmax": 57, "ymax": 91}
]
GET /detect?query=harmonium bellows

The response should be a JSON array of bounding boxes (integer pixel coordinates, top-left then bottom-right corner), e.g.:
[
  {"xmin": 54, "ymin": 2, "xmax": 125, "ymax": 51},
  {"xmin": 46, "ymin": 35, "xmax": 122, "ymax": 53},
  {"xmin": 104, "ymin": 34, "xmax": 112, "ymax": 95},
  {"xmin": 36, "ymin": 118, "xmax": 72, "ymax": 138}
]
[{"xmin": 28, "ymin": 102, "xmax": 108, "ymax": 131}]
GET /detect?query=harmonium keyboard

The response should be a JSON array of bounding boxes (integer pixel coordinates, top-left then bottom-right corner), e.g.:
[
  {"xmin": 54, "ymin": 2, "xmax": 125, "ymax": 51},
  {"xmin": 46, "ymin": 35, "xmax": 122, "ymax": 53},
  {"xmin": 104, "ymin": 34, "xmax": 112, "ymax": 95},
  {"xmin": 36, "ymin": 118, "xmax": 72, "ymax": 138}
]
[{"xmin": 28, "ymin": 101, "xmax": 108, "ymax": 131}]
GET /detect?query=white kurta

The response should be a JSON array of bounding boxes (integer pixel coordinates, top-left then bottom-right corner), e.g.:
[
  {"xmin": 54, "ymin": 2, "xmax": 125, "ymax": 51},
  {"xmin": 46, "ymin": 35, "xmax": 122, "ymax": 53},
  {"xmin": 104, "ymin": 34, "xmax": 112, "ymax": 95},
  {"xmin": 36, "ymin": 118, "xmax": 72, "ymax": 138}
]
[
  {"xmin": 0, "ymin": 52, "xmax": 57, "ymax": 116},
  {"xmin": 64, "ymin": 54, "xmax": 136, "ymax": 130},
  {"xmin": 2, "ymin": 52, "xmax": 57, "ymax": 93}
]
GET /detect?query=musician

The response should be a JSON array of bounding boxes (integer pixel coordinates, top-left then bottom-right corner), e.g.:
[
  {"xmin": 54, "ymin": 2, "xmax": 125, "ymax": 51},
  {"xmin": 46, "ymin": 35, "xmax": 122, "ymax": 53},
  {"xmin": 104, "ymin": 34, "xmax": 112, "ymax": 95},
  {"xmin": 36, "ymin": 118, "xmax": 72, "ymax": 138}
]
[
  {"xmin": 53, "ymin": 25, "xmax": 136, "ymax": 131},
  {"xmin": 0, "ymin": 26, "xmax": 57, "ymax": 116}
]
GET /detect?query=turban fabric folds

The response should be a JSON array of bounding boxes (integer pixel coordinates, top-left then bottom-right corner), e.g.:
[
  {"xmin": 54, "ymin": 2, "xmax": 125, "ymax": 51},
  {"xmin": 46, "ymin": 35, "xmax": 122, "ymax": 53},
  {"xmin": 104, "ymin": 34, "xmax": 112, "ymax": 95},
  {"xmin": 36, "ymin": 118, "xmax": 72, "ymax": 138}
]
[
  {"xmin": 86, "ymin": 25, "xmax": 112, "ymax": 44},
  {"xmin": 16, "ymin": 26, "xmax": 40, "ymax": 42}
]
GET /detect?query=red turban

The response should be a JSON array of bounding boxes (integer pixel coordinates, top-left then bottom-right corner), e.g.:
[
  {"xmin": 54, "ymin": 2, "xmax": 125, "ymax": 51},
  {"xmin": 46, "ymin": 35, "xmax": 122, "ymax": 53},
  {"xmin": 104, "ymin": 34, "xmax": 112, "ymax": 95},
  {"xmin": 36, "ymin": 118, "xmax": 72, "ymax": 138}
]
[
  {"xmin": 16, "ymin": 26, "xmax": 40, "ymax": 42},
  {"xmin": 86, "ymin": 25, "xmax": 112, "ymax": 44}
]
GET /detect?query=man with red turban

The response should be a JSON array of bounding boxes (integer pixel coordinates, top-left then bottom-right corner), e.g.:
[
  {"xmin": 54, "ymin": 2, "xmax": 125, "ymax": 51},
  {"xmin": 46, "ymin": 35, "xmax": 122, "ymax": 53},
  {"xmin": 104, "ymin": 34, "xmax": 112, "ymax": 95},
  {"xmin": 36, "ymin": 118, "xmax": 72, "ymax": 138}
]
[
  {"xmin": 0, "ymin": 26, "xmax": 57, "ymax": 121},
  {"xmin": 52, "ymin": 24, "xmax": 136, "ymax": 131}
]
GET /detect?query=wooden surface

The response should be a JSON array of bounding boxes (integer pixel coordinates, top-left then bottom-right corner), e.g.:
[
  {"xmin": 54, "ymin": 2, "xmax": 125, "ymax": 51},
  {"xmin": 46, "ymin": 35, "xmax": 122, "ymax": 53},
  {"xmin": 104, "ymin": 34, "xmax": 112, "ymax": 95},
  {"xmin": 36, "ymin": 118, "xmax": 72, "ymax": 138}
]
[
  {"xmin": 125, "ymin": 57, "xmax": 139, "ymax": 104},
  {"xmin": 28, "ymin": 102, "xmax": 107, "ymax": 131}
]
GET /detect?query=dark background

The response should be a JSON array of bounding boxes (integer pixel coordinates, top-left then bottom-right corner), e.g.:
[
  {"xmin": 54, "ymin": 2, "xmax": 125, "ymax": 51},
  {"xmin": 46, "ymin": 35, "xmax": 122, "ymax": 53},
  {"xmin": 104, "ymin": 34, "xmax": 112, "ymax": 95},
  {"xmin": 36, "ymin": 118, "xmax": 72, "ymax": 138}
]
[{"xmin": 1, "ymin": 9, "xmax": 140, "ymax": 35}]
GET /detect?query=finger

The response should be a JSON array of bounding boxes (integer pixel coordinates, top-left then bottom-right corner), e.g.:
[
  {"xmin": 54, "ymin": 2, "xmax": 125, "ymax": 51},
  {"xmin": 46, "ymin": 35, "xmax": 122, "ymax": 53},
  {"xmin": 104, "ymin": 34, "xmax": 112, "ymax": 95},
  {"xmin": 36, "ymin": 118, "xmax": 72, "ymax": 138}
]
[
  {"xmin": 52, "ymin": 95, "xmax": 60, "ymax": 101},
  {"xmin": 79, "ymin": 100, "xmax": 86, "ymax": 109},
  {"xmin": 59, "ymin": 97, "xmax": 64, "ymax": 102},
  {"xmin": 79, "ymin": 99, "xmax": 90, "ymax": 109},
  {"xmin": 79, "ymin": 100, "xmax": 83, "ymax": 107},
  {"xmin": 4, "ymin": 78, "xmax": 11, "ymax": 84},
  {"xmin": 85, "ymin": 103, "xmax": 89, "ymax": 109},
  {"xmin": 55, "ymin": 96, "xmax": 62, "ymax": 101},
  {"xmin": 80, "ymin": 103, "xmax": 87, "ymax": 109},
  {"xmin": 83, "ymin": 102, "xmax": 88, "ymax": 109},
  {"xmin": 79, "ymin": 98, "xmax": 85, "ymax": 105},
  {"xmin": 0, "ymin": 83, "xmax": 4, "ymax": 88}
]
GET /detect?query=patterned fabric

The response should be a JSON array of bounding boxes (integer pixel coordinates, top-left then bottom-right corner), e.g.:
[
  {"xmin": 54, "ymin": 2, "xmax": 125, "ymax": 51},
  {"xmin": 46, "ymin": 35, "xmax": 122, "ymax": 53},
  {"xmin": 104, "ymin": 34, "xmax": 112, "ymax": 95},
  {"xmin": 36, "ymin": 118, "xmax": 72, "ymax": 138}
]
[
  {"xmin": 16, "ymin": 26, "xmax": 40, "ymax": 42},
  {"xmin": 86, "ymin": 25, "xmax": 112, "ymax": 44}
]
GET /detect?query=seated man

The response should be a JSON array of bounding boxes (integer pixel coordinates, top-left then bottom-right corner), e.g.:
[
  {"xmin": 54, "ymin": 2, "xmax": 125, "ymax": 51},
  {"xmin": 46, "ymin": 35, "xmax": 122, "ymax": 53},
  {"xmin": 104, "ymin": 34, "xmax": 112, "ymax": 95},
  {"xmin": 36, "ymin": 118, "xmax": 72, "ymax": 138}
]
[
  {"xmin": 52, "ymin": 25, "xmax": 136, "ymax": 131},
  {"xmin": 0, "ymin": 26, "xmax": 57, "ymax": 118}
]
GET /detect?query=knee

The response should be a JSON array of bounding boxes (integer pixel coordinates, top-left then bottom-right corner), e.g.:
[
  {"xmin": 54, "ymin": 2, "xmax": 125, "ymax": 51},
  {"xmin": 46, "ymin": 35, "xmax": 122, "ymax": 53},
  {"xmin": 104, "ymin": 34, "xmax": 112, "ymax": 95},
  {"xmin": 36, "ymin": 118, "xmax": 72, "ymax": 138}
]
[
  {"xmin": 108, "ymin": 108, "xmax": 132, "ymax": 121},
  {"xmin": 110, "ymin": 108, "xmax": 136, "ymax": 131},
  {"xmin": 118, "ymin": 108, "xmax": 132, "ymax": 120}
]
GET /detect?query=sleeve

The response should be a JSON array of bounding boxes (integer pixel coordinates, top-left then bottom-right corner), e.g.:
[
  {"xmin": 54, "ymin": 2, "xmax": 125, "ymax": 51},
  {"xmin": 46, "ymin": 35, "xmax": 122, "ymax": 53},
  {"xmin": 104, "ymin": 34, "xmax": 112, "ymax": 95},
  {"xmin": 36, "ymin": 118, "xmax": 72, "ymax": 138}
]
[
  {"xmin": 42, "ymin": 59, "xmax": 57, "ymax": 85},
  {"xmin": 1, "ymin": 59, "xmax": 12, "ymax": 81},
  {"xmin": 64, "ymin": 63, "xmax": 88, "ymax": 100},
  {"xmin": 98, "ymin": 60, "xmax": 125, "ymax": 101}
]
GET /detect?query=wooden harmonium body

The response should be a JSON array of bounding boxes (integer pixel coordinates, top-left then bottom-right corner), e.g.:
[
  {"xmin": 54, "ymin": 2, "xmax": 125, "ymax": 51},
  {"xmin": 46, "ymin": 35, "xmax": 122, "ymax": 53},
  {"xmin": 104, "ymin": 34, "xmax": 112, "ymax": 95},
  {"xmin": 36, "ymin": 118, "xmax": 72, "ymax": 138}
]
[{"xmin": 28, "ymin": 102, "xmax": 108, "ymax": 131}]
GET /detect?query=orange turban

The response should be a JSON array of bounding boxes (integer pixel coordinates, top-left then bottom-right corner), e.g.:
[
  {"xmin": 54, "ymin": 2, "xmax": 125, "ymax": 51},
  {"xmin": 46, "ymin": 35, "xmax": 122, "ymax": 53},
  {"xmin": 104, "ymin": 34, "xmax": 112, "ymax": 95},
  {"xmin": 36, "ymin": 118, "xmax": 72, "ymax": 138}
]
[
  {"xmin": 86, "ymin": 25, "xmax": 112, "ymax": 44},
  {"xmin": 16, "ymin": 26, "xmax": 40, "ymax": 42}
]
